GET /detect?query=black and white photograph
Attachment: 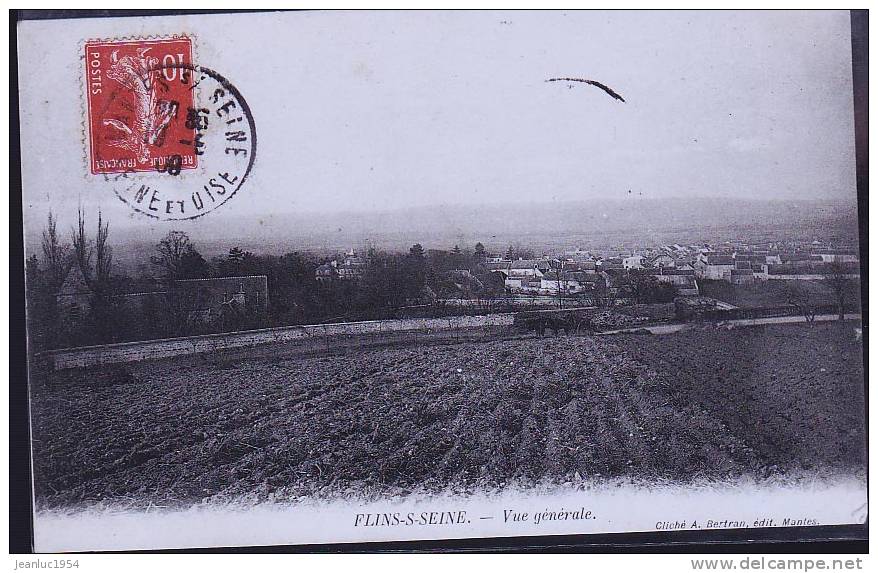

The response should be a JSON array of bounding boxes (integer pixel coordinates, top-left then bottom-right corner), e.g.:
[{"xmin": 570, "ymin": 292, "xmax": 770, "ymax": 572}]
[{"xmin": 13, "ymin": 9, "xmax": 867, "ymax": 552}]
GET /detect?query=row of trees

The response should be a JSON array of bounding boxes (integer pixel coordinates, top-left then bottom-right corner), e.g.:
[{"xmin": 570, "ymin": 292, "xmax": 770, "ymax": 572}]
[
  {"xmin": 145, "ymin": 239, "xmax": 508, "ymax": 324},
  {"xmin": 25, "ymin": 209, "xmax": 709, "ymax": 350},
  {"xmin": 25, "ymin": 211, "xmax": 522, "ymax": 348},
  {"xmin": 26, "ymin": 210, "xmax": 119, "ymax": 349},
  {"xmin": 36, "ymin": 209, "xmax": 113, "ymax": 292}
]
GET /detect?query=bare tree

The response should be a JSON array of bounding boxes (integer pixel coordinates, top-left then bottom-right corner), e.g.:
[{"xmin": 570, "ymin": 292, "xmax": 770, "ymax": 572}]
[
  {"xmin": 152, "ymin": 230, "xmax": 192, "ymax": 279},
  {"xmin": 71, "ymin": 207, "xmax": 92, "ymax": 281},
  {"xmin": 825, "ymin": 261, "xmax": 852, "ymax": 321},
  {"xmin": 94, "ymin": 210, "xmax": 112, "ymax": 287},
  {"xmin": 152, "ymin": 230, "xmax": 208, "ymax": 280},
  {"xmin": 785, "ymin": 282, "xmax": 816, "ymax": 324},
  {"xmin": 552, "ymin": 260, "xmax": 566, "ymax": 309},
  {"xmin": 40, "ymin": 211, "xmax": 70, "ymax": 288}
]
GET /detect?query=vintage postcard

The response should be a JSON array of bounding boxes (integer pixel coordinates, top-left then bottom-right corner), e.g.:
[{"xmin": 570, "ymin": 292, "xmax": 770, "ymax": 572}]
[{"xmin": 16, "ymin": 10, "xmax": 866, "ymax": 552}]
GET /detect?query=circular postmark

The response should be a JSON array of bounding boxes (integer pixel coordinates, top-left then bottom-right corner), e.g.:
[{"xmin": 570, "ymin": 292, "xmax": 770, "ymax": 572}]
[{"xmin": 102, "ymin": 62, "xmax": 256, "ymax": 221}]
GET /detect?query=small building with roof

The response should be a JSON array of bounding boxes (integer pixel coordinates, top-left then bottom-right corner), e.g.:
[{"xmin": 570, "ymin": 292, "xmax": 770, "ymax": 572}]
[
  {"xmin": 171, "ymin": 275, "xmax": 269, "ymax": 324},
  {"xmin": 56, "ymin": 264, "xmax": 93, "ymax": 323},
  {"xmin": 695, "ymin": 255, "xmax": 735, "ymax": 280}
]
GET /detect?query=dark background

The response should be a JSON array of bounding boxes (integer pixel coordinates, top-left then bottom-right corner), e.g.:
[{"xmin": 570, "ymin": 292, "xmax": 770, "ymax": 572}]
[{"xmin": 8, "ymin": 8, "xmax": 868, "ymax": 554}]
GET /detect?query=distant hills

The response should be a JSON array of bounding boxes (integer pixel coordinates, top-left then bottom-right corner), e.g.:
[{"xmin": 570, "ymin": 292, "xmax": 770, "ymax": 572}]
[
  {"xmin": 25, "ymin": 197, "xmax": 861, "ymax": 273},
  {"xmin": 174, "ymin": 196, "xmax": 860, "ymax": 251}
]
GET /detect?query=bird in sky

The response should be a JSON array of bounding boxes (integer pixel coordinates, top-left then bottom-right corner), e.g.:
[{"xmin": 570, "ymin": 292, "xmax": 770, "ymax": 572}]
[{"xmin": 545, "ymin": 77, "xmax": 626, "ymax": 102}]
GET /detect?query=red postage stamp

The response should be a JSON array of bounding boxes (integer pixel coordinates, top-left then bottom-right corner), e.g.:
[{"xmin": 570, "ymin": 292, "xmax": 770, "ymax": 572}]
[{"xmin": 84, "ymin": 37, "xmax": 196, "ymax": 175}]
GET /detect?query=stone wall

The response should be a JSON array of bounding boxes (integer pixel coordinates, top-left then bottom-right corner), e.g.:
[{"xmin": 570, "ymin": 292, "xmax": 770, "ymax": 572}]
[
  {"xmin": 765, "ymin": 273, "xmax": 860, "ymax": 280},
  {"xmin": 42, "ymin": 313, "xmax": 517, "ymax": 370}
]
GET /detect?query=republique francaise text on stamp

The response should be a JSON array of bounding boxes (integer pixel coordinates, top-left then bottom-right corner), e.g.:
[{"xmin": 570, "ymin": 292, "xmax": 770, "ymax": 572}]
[{"xmin": 84, "ymin": 36, "xmax": 256, "ymax": 220}]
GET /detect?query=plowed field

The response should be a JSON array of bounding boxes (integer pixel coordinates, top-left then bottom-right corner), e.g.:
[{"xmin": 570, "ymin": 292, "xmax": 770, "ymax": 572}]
[{"xmin": 29, "ymin": 322, "xmax": 865, "ymax": 509}]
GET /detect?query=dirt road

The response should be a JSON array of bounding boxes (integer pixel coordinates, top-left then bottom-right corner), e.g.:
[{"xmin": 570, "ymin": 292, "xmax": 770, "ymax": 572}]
[{"xmin": 599, "ymin": 313, "xmax": 862, "ymax": 335}]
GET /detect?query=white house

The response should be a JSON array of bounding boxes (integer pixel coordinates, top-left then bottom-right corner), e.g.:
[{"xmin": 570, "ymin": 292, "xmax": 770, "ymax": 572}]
[
  {"xmin": 505, "ymin": 276, "xmax": 542, "ymax": 293},
  {"xmin": 651, "ymin": 269, "xmax": 699, "ymax": 295},
  {"xmin": 812, "ymin": 251, "xmax": 859, "ymax": 264},
  {"xmin": 695, "ymin": 255, "xmax": 735, "ymax": 280},
  {"xmin": 507, "ymin": 259, "xmax": 549, "ymax": 278},
  {"xmin": 540, "ymin": 272, "xmax": 583, "ymax": 294},
  {"xmin": 622, "ymin": 255, "xmax": 645, "ymax": 270}
]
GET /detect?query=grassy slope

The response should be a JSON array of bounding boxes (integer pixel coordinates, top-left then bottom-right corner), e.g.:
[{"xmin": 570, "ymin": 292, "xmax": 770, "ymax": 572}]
[{"xmin": 698, "ymin": 279, "xmax": 862, "ymax": 309}]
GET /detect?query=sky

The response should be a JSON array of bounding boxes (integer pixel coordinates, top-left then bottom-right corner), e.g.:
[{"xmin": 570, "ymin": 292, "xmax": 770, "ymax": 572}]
[{"xmin": 18, "ymin": 10, "xmax": 857, "ymax": 239}]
